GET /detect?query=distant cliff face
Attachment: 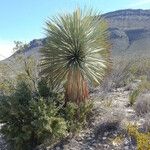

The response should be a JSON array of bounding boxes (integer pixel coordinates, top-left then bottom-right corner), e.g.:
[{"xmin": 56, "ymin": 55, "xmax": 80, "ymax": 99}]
[
  {"xmin": 104, "ymin": 9, "xmax": 150, "ymax": 30},
  {"xmin": 103, "ymin": 9, "xmax": 150, "ymax": 56},
  {"xmin": 2, "ymin": 9, "xmax": 150, "ymax": 63}
]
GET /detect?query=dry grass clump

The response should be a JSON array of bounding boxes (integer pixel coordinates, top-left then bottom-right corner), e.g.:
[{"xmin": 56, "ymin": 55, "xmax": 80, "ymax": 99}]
[
  {"xmin": 129, "ymin": 78, "xmax": 150, "ymax": 106},
  {"xmin": 131, "ymin": 57, "xmax": 150, "ymax": 81},
  {"xmin": 97, "ymin": 57, "xmax": 133, "ymax": 100},
  {"xmin": 107, "ymin": 57, "xmax": 133, "ymax": 89},
  {"xmin": 134, "ymin": 93, "xmax": 150, "ymax": 116},
  {"xmin": 97, "ymin": 55, "xmax": 150, "ymax": 101},
  {"xmin": 143, "ymin": 113, "xmax": 150, "ymax": 132},
  {"xmin": 129, "ymin": 88, "xmax": 141, "ymax": 106}
]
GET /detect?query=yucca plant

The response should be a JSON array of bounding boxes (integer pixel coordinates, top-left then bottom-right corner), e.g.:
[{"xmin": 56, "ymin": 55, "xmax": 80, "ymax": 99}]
[{"xmin": 40, "ymin": 8, "xmax": 110, "ymax": 104}]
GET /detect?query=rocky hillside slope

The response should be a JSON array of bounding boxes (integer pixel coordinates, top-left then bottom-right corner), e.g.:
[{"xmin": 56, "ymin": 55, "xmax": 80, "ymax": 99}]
[
  {"xmin": 104, "ymin": 9, "xmax": 150, "ymax": 56},
  {"xmin": 1, "ymin": 9, "xmax": 150, "ymax": 63}
]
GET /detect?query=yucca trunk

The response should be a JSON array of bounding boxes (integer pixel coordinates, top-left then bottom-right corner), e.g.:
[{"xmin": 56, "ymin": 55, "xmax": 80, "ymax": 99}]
[{"xmin": 65, "ymin": 69, "xmax": 89, "ymax": 104}]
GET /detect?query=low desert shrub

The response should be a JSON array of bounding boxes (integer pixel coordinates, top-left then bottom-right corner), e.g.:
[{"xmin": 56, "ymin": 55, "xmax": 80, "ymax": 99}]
[
  {"xmin": 29, "ymin": 98, "xmax": 67, "ymax": 145},
  {"xmin": 62, "ymin": 101, "xmax": 93, "ymax": 134},
  {"xmin": 143, "ymin": 113, "xmax": 150, "ymax": 132},
  {"xmin": 37, "ymin": 78, "xmax": 50, "ymax": 98},
  {"xmin": 129, "ymin": 78, "xmax": 150, "ymax": 106},
  {"xmin": 111, "ymin": 57, "xmax": 134, "ymax": 89},
  {"xmin": 131, "ymin": 57, "xmax": 150, "ymax": 81},
  {"xmin": 99, "ymin": 57, "xmax": 135, "ymax": 97},
  {"xmin": 127, "ymin": 124, "xmax": 150, "ymax": 150},
  {"xmin": 109, "ymin": 56, "xmax": 150, "ymax": 91},
  {"xmin": 0, "ymin": 80, "xmax": 94, "ymax": 149},
  {"xmin": 129, "ymin": 88, "xmax": 141, "ymax": 106},
  {"xmin": 134, "ymin": 93, "xmax": 150, "ymax": 116},
  {"xmin": 0, "ymin": 81, "xmax": 67, "ymax": 150},
  {"xmin": 139, "ymin": 76, "xmax": 150, "ymax": 91},
  {"xmin": 37, "ymin": 78, "xmax": 64, "ymax": 107},
  {"xmin": 96, "ymin": 58, "xmax": 133, "ymax": 99}
]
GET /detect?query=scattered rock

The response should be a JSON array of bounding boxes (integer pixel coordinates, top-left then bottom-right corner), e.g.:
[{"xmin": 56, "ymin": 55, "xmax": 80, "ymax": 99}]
[{"xmin": 0, "ymin": 87, "xmax": 142, "ymax": 150}]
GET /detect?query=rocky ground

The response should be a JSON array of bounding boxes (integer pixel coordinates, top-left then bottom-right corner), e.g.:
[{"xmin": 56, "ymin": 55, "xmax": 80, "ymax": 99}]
[
  {"xmin": 49, "ymin": 87, "xmax": 143, "ymax": 150},
  {"xmin": 0, "ymin": 86, "xmax": 146, "ymax": 150}
]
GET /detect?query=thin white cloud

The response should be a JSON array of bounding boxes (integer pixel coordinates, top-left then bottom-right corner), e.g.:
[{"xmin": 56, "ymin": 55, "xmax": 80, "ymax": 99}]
[
  {"xmin": 0, "ymin": 40, "xmax": 14, "ymax": 61},
  {"xmin": 129, "ymin": 0, "xmax": 150, "ymax": 7}
]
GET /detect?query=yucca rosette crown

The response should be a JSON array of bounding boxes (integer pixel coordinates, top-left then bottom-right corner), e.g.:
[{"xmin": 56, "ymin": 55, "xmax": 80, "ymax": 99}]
[{"xmin": 40, "ymin": 8, "xmax": 110, "ymax": 103}]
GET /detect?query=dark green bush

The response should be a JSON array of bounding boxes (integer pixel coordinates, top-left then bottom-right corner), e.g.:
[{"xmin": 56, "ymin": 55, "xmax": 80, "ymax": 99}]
[
  {"xmin": 0, "ymin": 81, "xmax": 67, "ymax": 150},
  {"xmin": 37, "ymin": 78, "xmax": 64, "ymax": 107},
  {"xmin": 29, "ymin": 98, "xmax": 67, "ymax": 144},
  {"xmin": 0, "ymin": 80, "xmax": 93, "ymax": 149},
  {"xmin": 62, "ymin": 101, "xmax": 93, "ymax": 134},
  {"xmin": 37, "ymin": 78, "xmax": 50, "ymax": 98}
]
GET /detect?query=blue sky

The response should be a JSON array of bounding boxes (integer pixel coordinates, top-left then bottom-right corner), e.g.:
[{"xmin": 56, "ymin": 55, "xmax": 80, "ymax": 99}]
[{"xmin": 0, "ymin": 0, "xmax": 150, "ymax": 60}]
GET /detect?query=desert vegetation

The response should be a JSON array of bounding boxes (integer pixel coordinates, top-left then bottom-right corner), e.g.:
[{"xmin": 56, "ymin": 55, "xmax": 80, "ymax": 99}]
[
  {"xmin": 0, "ymin": 8, "xmax": 110, "ymax": 150},
  {"xmin": 0, "ymin": 8, "xmax": 150, "ymax": 150}
]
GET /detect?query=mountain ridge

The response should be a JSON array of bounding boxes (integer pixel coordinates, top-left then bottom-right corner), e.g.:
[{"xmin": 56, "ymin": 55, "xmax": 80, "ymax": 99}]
[{"xmin": 2, "ymin": 9, "xmax": 150, "ymax": 62}]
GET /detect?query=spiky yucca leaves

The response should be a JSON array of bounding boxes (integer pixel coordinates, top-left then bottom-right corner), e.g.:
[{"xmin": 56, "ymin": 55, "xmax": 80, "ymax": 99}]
[{"xmin": 40, "ymin": 8, "xmax": 110, "ymax": 104}]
